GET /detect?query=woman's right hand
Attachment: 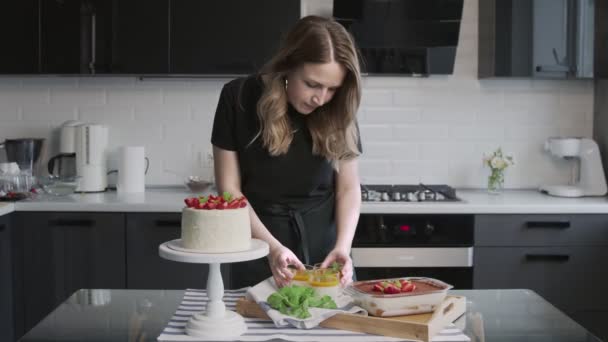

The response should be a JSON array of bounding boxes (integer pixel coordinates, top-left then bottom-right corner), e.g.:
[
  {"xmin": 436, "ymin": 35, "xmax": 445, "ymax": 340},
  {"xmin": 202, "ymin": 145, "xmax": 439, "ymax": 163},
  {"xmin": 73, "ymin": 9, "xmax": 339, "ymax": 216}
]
[{"xmin": 268, "ymin": 244, "xmax": 305, "ymax": 288}]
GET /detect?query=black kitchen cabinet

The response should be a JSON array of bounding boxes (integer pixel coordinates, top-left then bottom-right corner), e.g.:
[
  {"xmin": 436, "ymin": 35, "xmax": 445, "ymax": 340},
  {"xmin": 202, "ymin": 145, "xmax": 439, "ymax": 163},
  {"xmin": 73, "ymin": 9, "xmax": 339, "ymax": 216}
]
[
  {"xmin": 479, "ymin": 0, "xmax": 605, "ymax": 79},
  {"xmin": 112, "ymin": 0, "xmax": 169, "ymax": 74},
  {"xmin": 474, "ymin": 214, "xmax": 608, "ymax": 340},
  {"xmin": 0, "ymin": 214, "xmax": 16, "ymax": 342},
  {"xmin": 126, "ymin": 213, "xmax": 229, "ymax": 289},
  {"xmin": 0, "ymin": 1, "xmax": 39, "ymax": 74},
  {"xmin": 169, "ymin": 0, "xmax": 300, "ymax": 74},
  {"xmin": 13, "ymin": 212, "xmax": 125, "ymax": 336},
  {"xmin": 39, "ymin": 0, "xmax": 115, "ymax": 74}
]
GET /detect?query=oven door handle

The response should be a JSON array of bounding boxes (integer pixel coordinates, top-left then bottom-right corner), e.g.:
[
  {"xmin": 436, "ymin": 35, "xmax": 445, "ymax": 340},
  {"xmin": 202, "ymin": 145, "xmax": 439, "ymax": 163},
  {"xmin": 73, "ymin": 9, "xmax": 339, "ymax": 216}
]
[{"xmin": 352, "ymin": 247, "xmax": 473, "ymax": 268}]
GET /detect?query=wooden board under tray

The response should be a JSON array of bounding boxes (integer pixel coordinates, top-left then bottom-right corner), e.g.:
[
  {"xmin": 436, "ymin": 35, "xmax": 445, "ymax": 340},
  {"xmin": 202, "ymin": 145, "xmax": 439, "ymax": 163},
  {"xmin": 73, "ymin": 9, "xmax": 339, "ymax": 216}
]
[{"xmin": 236, "ymin": 295, "xmax": 466, "ymax": 342}]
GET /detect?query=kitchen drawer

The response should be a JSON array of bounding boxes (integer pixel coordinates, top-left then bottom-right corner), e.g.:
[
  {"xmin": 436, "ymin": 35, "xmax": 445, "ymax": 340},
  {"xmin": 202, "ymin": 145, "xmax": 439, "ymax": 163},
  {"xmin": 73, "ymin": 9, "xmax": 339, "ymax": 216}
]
[
  {"xmin": 474, "ymin": 246, "xmax": 608, "ymax": 312},
  {"xmin": 475, "ymin": 214, "xmax": 608, "ymax": 246}
]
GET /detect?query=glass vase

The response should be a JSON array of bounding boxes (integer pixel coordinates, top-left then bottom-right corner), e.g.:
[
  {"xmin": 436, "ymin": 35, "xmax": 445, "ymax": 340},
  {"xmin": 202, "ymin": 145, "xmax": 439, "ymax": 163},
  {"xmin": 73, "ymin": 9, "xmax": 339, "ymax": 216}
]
[{"xmin": 487, "ymin": 169, "xmax": 505, "ymax": 194}]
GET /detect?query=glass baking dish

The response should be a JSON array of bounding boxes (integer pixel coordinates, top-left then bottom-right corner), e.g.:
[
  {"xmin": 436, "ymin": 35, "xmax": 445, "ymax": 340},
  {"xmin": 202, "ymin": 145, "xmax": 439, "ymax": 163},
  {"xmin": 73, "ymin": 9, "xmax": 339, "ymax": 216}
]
[{"xmin": 344, "ymin": 277, "xmax": 453, "ymax": 317}]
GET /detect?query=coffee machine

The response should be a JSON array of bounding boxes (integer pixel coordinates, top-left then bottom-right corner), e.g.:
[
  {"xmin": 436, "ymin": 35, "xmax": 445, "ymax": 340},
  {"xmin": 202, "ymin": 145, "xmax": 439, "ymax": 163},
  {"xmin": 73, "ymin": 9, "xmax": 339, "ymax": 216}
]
[
  {"xmin": 539, "ymin": 137, "xmax": 607, "ymax": 197},
  {"xmin": 47, "ymin": 120, "xmax": 81, "ymax": 178},
  {"xmin": 75, "ymin": 124, "xmax": 109, "ymax": 192}
]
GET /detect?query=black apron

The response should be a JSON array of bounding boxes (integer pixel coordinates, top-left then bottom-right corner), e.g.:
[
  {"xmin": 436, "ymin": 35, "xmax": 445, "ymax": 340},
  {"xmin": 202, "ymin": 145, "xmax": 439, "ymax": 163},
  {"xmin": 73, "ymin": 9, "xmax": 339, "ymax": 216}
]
[{"xmin": 229, "ymin": 191, "xmax": 336, "ymax": 289}]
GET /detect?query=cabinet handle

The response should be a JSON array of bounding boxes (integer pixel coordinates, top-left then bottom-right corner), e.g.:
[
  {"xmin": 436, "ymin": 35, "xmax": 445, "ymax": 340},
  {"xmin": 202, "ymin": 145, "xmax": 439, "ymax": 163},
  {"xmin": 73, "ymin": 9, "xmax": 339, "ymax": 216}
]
[
  {"xmin": 48, "ymin": 219, "xmax": 95, "ymax": 227},
  {"xmin": 525, "ymin": 254, "xmax": 570, "ymax": 263},
  {"xmin": 154, "ymin": 220, "xmax": 181, "ymax": 227},
  {"xmin": 525, "ymin": 221, "xmax": 570, "ymax": 229}
]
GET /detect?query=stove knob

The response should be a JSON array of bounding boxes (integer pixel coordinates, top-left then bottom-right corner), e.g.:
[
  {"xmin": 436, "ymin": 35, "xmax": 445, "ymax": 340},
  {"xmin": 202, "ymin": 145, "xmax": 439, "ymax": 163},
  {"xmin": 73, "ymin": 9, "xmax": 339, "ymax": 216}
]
[
  {"xmin": 416, "ymin": 190, "xmax": 426, "ymax": 201},
  {"xmin": 392, "ymin": 192, "xmax": 401, "ymax": 201},
  {"xmin": 381, "ymin": 191, "xmax": 390, "ymax": 201},
  {"xmin": 407, "ymin": 192, "xmax": 418, "ymax": 202},
  {"xmin": 361, "ymin": 192, "xmax": 368, "ymax": 201},
  {"xmin": 424, "ymin": 223, "xmax": 435, "ymax": 236}
]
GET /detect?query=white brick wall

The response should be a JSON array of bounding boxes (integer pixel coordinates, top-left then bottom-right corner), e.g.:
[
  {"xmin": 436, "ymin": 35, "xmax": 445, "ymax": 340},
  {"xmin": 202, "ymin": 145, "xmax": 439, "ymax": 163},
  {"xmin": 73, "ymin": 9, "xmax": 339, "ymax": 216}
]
[{"xmin": 0, "ymin": 0, "xmax": 594, "ymax": 189}]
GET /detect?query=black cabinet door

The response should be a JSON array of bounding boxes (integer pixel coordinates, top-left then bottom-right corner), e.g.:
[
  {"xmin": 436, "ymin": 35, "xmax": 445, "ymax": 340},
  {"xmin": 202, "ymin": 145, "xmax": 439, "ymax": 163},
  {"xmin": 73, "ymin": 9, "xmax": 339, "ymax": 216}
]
[
  {"xmin": 0, "ymin": 215, "xmax": 15, "ymax": 342},
  {"xmin": 39, "ymin": 0, "xmax": 83, "ymax": 73},
  {"xmin": 126, "ymin": 213, "xmax": 228, "ymax": 289},
  {"xmin": 111, "ymin": 0, "xmax": 169, "ymax": 74},
  {"xmin": 0, "ymin": 1, "xmax": 39, "ymax": 74},
  {"xmin": 19, "ymin": 212, "xmax": 125, "ymax": 333},
  {"xmin": 169, "ymin": 0, "xmax": 299, "ymax": 74},
  {"xmin": 39, "ymin": 0, "xmax": 115, "ymax": 74}
]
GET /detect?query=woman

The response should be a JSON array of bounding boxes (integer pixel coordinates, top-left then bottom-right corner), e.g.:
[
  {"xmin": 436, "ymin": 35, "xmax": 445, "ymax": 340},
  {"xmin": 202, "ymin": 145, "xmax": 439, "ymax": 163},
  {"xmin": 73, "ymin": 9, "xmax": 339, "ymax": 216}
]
[{"xmin": 211, "ymin": 15, "xmax": 362, "ymax": 289}]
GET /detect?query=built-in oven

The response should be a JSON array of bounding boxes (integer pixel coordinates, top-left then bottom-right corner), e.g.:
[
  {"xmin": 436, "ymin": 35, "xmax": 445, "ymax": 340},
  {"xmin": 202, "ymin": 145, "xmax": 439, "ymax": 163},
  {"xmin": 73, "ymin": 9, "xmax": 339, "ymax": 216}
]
[{"xmin": 352, "ymin": 214, "xmax": 474, "ymax": 289}]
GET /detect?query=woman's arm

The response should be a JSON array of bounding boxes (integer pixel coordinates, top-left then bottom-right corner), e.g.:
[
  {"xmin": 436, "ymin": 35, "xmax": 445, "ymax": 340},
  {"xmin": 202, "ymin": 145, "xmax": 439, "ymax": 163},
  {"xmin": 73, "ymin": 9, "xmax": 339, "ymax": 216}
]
[
  {"xmin": 213, "ymin": 145, "xmax": 304, "ymax": 286},
  {"xmin": 321, "ymin": 157, "xmax": 361, "ymax": 285}
]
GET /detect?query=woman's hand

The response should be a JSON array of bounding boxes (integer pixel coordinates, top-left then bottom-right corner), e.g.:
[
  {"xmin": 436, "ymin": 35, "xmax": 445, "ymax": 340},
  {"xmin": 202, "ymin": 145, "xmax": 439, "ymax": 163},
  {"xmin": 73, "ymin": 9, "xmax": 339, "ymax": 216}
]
[
  {"xmin": 268, "ymin": 244, "xmax": 305, "ymax": 288},
  {"xmin": 321, "ymin": 248, "xmax": 353, "ymax": 287}
]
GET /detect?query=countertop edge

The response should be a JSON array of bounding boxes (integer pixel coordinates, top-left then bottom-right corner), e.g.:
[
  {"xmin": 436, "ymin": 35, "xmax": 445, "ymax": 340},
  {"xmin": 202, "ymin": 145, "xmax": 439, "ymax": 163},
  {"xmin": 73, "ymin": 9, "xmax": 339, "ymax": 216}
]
[{"xmin": 2, "ymin": 189, "xmax": 608, "ymax": 214}]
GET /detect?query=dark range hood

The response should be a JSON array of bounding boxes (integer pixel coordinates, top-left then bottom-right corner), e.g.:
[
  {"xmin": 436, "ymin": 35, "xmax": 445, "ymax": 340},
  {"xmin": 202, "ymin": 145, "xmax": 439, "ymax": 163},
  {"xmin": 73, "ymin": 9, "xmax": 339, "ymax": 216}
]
[{"xmin": 334, "ymin": 0, "xmax": 464, "ymax": 76}]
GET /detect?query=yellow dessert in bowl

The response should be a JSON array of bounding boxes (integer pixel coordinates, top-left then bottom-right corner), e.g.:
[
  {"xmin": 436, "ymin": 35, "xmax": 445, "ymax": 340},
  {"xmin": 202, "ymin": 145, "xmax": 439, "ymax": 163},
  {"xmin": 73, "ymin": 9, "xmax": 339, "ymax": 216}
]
[
  {"xmin": 290, "ymin": 265, "xmax": 313, "ymax": 287},
  {"xmin": 309, "ymin": 268, "xmax": 342, "ymax": 300}
]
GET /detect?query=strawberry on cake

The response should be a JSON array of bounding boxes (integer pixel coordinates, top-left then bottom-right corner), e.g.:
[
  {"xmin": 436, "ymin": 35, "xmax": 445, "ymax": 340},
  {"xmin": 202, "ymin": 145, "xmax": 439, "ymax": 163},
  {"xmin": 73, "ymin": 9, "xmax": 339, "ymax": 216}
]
[{"xmin": 181, "ymin": 192, "xmax": 251, "ymax": 253}]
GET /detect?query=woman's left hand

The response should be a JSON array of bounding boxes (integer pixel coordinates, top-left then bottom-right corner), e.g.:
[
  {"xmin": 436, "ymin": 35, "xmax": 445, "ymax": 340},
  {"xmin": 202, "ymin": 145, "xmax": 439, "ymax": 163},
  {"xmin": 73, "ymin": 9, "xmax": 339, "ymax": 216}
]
[{"xmin": 320, "ymin": 248, "xmax": 353, "ymax": 287}]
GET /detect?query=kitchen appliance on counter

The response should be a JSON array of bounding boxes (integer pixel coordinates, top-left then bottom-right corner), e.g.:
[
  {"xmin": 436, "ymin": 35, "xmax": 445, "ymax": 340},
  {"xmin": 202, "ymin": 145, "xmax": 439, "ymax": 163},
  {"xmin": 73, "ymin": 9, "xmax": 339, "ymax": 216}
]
[
  {"xmin": 75, "ymin": 124, "xmax": 108, "ymax": 192},
  {"xmin": 539, "ymin": 137, "xmax": 607, "ymax": 197},
  {"xmin": 47, "ymin": 120, "xmax": 81, "ymax": 179}
]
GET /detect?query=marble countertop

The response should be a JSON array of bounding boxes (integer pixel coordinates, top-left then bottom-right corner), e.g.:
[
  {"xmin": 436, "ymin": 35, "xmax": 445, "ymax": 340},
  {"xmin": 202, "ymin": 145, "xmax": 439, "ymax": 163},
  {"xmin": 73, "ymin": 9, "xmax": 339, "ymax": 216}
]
[
  {"xmin": 0, "ymin": 202, "xmax": 14, "ymax": 216},
  {"xmin": 0, "ymin": 187, "xmax": 607, "ymax": 215}
]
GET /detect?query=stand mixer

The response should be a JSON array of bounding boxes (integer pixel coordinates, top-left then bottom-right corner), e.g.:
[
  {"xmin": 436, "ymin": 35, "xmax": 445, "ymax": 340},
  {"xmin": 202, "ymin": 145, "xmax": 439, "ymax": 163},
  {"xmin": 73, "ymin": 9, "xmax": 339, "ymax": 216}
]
[{"xmin": 539, "ymin": 137, "xmax": 607, "ymax": 197}]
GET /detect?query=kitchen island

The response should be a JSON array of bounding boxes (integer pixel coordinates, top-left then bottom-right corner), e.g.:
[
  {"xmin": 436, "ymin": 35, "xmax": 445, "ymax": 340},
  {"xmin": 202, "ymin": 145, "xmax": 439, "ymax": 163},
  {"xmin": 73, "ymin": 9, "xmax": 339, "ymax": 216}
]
[{"xmin": 18, "ymin": 288, "xmax": 603, "ymax": 342}]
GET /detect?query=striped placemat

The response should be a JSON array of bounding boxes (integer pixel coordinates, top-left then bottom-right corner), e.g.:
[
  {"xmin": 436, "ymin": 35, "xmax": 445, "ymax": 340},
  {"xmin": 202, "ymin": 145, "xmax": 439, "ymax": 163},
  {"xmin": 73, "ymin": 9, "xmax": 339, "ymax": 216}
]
[{"xmin": 158, "ymin": 289, "xmax": 470, "ymax": 342}]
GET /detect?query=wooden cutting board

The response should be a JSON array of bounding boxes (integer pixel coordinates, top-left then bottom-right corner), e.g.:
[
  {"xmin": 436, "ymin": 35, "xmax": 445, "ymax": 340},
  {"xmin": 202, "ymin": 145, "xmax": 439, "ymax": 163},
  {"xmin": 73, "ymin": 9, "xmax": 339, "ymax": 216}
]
[{"xmin": 236, "ymin": 295, "xmax": 466, "ymax": 342}]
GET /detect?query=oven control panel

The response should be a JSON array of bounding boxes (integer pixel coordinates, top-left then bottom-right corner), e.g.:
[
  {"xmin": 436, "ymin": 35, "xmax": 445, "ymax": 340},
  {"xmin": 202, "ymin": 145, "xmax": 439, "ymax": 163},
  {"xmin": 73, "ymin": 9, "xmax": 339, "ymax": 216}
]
[{"xmin": 353, "ymin": 214, "xmax": 474, "ymax": 247}]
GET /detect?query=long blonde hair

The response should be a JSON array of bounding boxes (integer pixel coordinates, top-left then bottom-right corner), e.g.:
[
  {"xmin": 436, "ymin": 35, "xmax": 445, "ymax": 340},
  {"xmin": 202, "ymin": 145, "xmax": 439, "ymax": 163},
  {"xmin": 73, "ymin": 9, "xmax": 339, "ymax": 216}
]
[{"xmin": 255, "ymin": 15, "xmax": 362, "ymax": 162}]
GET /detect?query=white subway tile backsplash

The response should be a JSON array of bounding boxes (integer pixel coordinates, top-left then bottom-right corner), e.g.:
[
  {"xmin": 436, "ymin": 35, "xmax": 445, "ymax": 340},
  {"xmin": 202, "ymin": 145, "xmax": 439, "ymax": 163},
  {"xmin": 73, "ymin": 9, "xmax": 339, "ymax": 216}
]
[
  {"xmin": 110, "ymin": 121, "xmax": 163, "ymax": 146},
  {"xmin": 0, "ymin": 0, "xmax": 595, "ymax": 187},
  {"xmin": 362, "ymin": 107, "xmax": 420, "ymax": 124},
  {"xmin": 359, "ymin": 124, "xmax": 393, "ymax": 142},
  {"xmin": 449, "ymin": 124, "xmax": 505, "ymax": 141},
  {"xmin": 22, "ymin": 104, "xmax": 77, "ymax": 123},
  {"xmin": 79, "ymin": 105, "xmax": 135, "ymax": 124},
  {"xmin": 0, "ymin": 88, "xmax": 49, "ymax": 105},
  {"xmin": 421, "ymin": 107, "xmax": 476, "ymax": 124},
  {"xmin": 107, "ymin": 88, "xmax": 163, "ymax": 106},
  {"xmin": 391, "ymin": 125, "xmax": 450, "ymax": 142},
  {"xmin": 504, "ymin": 124, "xmax": 560, "ymax": 142},
  {"xmin": 361, "ymin": 90, "xmax": 393, "ymax": 106},
  {"xmin": 50, "ymin": 88, "xmax": 105, "ymax": 106},
  {"xmin": 134, "ymin": 104, "xmax": 190, "ymax": 122},
  {"xmin": 363, "ymin": 142, "xmax": 418, "ymax": 160},
  {"xmin": 0, "ymin": 105, "xmax": 19, "ymax": 121}
]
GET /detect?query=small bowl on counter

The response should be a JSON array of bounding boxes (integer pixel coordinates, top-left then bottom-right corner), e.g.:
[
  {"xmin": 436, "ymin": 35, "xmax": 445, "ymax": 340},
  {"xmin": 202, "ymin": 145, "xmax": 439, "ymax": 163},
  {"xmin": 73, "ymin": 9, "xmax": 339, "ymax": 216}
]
[
  {"xmin": 184, "ymin": 176, "xmax": 213, "ymax": 193},
  {"xmin": 39, "ymin": 175, "xmax": 80, "ymax": 196}
]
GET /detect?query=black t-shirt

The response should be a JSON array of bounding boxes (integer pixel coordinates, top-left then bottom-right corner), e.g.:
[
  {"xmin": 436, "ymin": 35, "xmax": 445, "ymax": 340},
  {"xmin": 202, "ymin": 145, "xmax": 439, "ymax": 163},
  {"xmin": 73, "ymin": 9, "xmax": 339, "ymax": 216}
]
[{"xmin": 211, "ymin": 75, "xmax": 360, "ymax": 205}]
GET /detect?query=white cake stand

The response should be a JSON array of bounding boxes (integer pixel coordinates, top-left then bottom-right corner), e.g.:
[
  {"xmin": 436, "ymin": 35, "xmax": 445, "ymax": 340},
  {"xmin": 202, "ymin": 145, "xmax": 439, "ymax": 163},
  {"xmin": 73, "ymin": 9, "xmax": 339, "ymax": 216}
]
[{"xmin": 159, "ymin": 238, "xmax": 269, "ymax": 339}]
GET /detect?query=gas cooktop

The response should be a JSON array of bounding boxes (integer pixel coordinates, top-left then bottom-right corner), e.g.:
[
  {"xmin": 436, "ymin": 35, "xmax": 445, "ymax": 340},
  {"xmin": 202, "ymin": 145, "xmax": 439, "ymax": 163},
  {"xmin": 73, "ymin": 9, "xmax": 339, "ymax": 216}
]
[{"xmin": 361, "ymin": 184, "xmax": 460, "ymax": 202}]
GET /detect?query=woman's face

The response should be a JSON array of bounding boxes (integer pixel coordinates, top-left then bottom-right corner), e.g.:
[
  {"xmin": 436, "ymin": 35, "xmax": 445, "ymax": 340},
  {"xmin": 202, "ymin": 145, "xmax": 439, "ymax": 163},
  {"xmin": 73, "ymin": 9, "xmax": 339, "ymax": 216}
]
[{"xmin": 285, "ymin": 61, "xmax": 346, "ymax": 115}]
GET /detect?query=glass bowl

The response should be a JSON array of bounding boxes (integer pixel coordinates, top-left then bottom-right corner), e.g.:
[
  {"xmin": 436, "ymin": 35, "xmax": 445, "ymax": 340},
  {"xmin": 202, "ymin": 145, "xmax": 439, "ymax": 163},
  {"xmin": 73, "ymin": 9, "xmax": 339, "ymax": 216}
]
[
  {"xmin": 40, "ymin": 176, "xmax": 80, "ymax": 196},
  {"xmin": 184, "ymin": 176, "xmax": 213, "ymax": 193}
]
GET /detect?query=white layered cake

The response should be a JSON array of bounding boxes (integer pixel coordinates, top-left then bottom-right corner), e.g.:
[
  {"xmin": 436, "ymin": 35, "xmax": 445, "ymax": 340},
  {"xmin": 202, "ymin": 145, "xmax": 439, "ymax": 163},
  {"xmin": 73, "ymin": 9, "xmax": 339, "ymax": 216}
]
[{"xmin": 181, "ymin": 205, "xmax": 251, "ymax": 253}]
